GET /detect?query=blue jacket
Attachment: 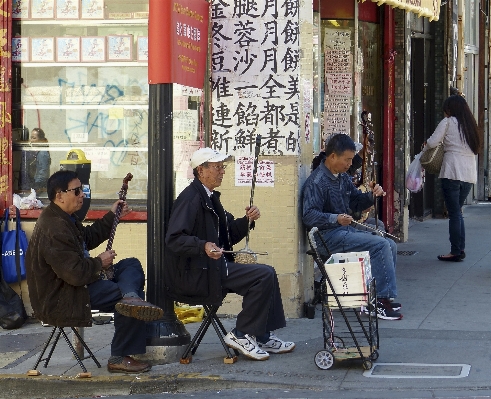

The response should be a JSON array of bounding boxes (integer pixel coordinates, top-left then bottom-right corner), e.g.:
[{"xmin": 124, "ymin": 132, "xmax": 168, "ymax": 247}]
[{"xmin": 302, "ymin": 162, "xmax": 374, "ymax": 231}]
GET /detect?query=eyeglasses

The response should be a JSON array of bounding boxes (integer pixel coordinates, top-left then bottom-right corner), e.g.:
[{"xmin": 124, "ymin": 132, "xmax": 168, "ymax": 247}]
[
  {"xmin": 207, "ymin": 164, "xmax": 227, "ymax": 171},
  {"xmin": 61, "ymin": 186, "xmax": 83, "ymax": 196}
]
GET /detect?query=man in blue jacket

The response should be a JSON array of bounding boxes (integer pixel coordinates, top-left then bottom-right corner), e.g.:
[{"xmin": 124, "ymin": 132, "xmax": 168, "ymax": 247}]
[
  {"xmin": 302, "ymin": 134, "xmax": 402, "ymax": 320},
  {"xmin": 165, "ymin": 147, "xmax": 295, "ymax": 361}
]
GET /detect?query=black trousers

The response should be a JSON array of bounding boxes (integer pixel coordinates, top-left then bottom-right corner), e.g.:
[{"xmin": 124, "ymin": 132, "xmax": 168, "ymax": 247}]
[
  {"xmin": 222, "ymin": 262, "xmax": 286, "ymax": 337},
  {"xmin": 88, "ymin": 257, "xmax": 146, "ymax": 357}
]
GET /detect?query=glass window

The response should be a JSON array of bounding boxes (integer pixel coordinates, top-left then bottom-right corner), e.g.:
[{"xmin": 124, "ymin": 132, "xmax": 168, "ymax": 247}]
[
  {"xmin": 464, "ymin": 0, "xmax": 478, "ymax": 47},
  {"xmin": 12, "ymin": 0, "xmax": 149, "ymax": 204}
]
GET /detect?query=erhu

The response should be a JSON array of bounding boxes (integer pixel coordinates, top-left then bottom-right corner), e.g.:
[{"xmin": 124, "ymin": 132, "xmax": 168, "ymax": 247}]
[
  {"xmin": 100, "ymin": 173, "xmax": 133, "ymax": 280},
  {"xmin": 232, "ymin": 134, "xmax": 268, "ymax": 264},
  {"xmin": 354, "ymin": 111, "xmax": 376, "ymax": 223}
]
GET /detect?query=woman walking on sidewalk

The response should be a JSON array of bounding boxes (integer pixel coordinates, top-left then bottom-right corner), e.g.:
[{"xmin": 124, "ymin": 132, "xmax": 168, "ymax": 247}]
[{"xmin": 422, "ymin": 95, "xmax": 480, "ymax": 262}]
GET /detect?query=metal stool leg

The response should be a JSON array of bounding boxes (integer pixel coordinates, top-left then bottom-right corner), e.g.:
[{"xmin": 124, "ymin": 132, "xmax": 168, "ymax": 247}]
[
  {"xmin": 71, "ymin": 328, "xmax": 101, "ymax": 368},
  {"xmin": 33, "ymin": 326, "xmax": 101, "ymax": 372},
  {"xmin": 180, "ymin": 309, "xmax": 214, "ymax": 361},
  {"xmin": 59, "ymin": 328, "xmax": 87, "ymax": 372},
  {"xmin": 33, "ymin": 326, "xmax": 58, "ymax": 370},
  {"xmin": 206, "ymin": 306, "xmax": 240, "ymax": 357},
  {"xmin": 43, "ymin": 329, "xmax": 62, "ymax": 368}
]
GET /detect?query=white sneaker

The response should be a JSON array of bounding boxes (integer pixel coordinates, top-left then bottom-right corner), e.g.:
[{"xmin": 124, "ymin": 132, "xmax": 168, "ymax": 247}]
[
  {"xmin": 223, "ymin": 330, "xmax": 269, "ymax": 360},
  {"xmin": 257, "ymin": 333, "xmax": 296, "ymax": 354}
]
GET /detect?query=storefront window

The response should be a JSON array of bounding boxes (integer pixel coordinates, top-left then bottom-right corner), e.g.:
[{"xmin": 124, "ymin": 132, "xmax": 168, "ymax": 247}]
[{"xmin": 12, "ymin": 0, "xmax": 149, "ymax": 203}]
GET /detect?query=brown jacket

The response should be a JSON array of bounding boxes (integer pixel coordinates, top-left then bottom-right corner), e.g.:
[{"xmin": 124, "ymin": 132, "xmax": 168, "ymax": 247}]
[{"xmin": 25, "ymin": 202, "xmax": 114, "ymax": 327}]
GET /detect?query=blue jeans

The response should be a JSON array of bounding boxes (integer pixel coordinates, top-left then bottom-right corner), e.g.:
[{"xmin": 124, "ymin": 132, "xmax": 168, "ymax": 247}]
[
  {"xmin": 441, "ymin": 178, "xmax": 472, "ymax": 256},
  {"xmin": 319, "ymin": 226, "xmax": 397, "ymax": 299},
  {"xmin": 88, "ymin": 257, "xmax": 147, "ymax": 357}
]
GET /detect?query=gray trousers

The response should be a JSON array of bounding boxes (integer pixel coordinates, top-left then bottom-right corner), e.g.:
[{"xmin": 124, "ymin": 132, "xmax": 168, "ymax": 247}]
[{"xmin": 222, "ymin": 262, "xmax": 286, "ymax": 337}]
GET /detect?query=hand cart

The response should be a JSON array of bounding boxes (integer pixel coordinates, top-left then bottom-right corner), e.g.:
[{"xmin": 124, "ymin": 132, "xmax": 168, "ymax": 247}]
[{"xmin": 307, "ymin": 227, "xmax": 379, "ymax": 370}]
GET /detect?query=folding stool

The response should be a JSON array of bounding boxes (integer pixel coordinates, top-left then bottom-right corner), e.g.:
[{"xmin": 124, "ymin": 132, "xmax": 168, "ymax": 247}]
[
  {"xmin": 180, "ymin": 304, "xmax": 240, "ymax": 364},
  {"xmin": 32, "ymin": 326, "xmax": 101, "ymax": 372}
]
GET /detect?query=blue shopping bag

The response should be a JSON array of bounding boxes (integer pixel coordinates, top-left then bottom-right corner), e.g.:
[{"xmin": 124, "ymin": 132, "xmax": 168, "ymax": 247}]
[{"xmin": 1, "ymin": 208, "xmax": 28, "ymax": 285}]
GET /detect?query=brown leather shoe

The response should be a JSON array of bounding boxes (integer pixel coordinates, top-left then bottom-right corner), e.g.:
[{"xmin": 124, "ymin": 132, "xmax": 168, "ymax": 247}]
[
  {"xmin": 115, "ymin": 297, "xmax": 163, "ymax": 321},
  {"xmin": 107, "ymin": 356, "xmax": 151, "ymax": 373}
]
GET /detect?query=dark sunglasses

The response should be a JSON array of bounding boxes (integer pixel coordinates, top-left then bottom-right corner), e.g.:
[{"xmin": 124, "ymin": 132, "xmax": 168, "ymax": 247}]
[{"xmin": 61, "ymin": 186, "xmax": 83, "ymax": 196}]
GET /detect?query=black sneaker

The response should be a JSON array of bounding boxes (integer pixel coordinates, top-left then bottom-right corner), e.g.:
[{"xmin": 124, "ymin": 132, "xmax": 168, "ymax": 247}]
[
  {"xmin": 376, "ymin": 300, "xmax": 402, "ymax": 320},
  {"xmin": 380, "ymin": 298, "xmax": 401, "ymax": 311}
]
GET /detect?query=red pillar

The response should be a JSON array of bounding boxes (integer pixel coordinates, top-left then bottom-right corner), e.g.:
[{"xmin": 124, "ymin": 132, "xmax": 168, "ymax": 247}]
[
  {"xmin": 382, "ymin": 6, "xmax": 395, "ymax": 233},
  {"xmin": 0, "ymin": 0, "xmax": 12, "ymax": 210}
]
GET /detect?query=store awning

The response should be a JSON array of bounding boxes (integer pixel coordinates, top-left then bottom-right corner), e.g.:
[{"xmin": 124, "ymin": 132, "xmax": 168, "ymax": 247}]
[{"xmin": 361, "ymin": 0, "xmax": 441, "ymax": 21}]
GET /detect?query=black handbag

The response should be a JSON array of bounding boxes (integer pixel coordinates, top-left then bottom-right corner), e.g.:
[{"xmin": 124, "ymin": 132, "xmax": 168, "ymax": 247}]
[
  {"xmin": 0, "ymin": 274, "xmax": 27, "ymax": 329},
  {"xmin": 0, "ymin": 212, "xmax": 27, "ymax": 329}
]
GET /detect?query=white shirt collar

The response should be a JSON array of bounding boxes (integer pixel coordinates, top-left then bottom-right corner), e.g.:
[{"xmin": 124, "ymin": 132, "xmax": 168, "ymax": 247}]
[{"xmin": 202, "ymin": 184, "xmax": 213, "ymax": 197}]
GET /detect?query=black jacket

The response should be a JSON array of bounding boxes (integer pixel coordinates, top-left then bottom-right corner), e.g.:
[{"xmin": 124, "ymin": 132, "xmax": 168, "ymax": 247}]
[{"xmin": 164, "ymin": 178, "xmax": 250, "ymax": 306}]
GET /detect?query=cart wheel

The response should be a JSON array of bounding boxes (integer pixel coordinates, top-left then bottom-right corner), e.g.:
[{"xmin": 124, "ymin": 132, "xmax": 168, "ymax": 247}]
[
  {"xmin": 314, "ymin": 350, "xmax": 335, "ymax": 370},
  {"xmin": 331, "ymin": 336, "xmax": 345, "ymax": 349},
  {"xmin": 362, "ymin": 360, "xmax": 373, "ymax": 370},
  {"xmin": 370, "ymin": 350, "xmax": 379, "ymax": 361}
]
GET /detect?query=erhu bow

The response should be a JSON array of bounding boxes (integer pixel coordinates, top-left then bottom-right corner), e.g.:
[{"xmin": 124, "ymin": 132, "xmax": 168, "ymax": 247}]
[{"xmin": 100, "ymin": 173, "xmax": 133, "ymax": 280}]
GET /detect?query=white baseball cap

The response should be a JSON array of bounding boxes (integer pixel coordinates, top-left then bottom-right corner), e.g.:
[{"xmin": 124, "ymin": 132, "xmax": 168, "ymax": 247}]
[{"xmin": 190, "ymin": 147, "xmax": 230, "ymax": 169}]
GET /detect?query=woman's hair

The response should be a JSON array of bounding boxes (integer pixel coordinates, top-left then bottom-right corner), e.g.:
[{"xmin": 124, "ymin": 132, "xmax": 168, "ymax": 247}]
[
  {"xmin": 31, "ymin": 127, "xmax": 48, "ymax": 142},
  {"xmin": 324, "ymin": 133, "xmax": 357, "ymax": 156},
  {"xmin": 47, "ymin": 170, "xmax": 78, "ymax": 201},
  {"xmin": 443, "ymin": 95, "xmax": 480, "ymax": 154}
]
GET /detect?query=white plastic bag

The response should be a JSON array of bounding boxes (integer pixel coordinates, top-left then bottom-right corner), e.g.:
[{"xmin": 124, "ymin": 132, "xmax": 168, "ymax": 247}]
[
  {"xmin": 406, "ymin": 153, "xmax": 424, "ymax": 193},
  {"xmin": 13, "ymin": 189, "xmax": 44, "ymax": 209}
]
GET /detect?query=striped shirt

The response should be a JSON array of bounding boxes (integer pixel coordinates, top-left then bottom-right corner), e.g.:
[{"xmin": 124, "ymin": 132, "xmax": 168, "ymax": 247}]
[{"xmin": 302, "ymin": 162, "xmax": 374, "ymax": 231}]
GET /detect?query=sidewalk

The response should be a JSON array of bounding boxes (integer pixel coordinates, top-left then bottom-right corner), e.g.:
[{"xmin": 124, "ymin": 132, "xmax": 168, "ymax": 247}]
[{"xmin": 2, "ymin": 203, "xmax": 491, "ymax": 399}]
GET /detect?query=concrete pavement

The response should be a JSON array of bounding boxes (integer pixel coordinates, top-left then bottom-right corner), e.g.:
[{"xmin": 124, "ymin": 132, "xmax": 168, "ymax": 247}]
[{"xmin": 2, "ymin": 203, "xmax": 491, "ymax": 399}]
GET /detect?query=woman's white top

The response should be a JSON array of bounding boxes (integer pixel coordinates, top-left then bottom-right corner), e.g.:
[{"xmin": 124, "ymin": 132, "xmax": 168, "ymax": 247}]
[{"xmin": 423, "ymin": 116, "xmax": 477, "ymax": 184}]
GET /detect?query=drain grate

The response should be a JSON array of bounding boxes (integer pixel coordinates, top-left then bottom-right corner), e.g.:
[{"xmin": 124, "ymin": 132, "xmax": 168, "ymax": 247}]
[
  {"xmin": 397, "ymin": 250, "xmax": 418, "ymax": 256},
  {"xmin": 364, "ymin": 363, "xmax": 471, "ymax": 378}
]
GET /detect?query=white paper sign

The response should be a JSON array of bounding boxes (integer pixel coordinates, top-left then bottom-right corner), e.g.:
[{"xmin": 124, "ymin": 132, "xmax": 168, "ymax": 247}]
[
  {"xmin": 235, "ymin": 157, "xmax": 274, "ymax": 187},
  {"xmin": 82, "ymin": 147, "xmax": 110, "ymax": 171}
]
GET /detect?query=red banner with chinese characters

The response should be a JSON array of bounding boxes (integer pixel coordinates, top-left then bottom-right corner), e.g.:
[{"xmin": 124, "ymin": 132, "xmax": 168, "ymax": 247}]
[
  {"xmin": 148, "ymin": 0, "xmax": 209, "ymax": 88},
  {"xmin": 0, "ymin": 0, "xmax": 12, "ymax": 209}
]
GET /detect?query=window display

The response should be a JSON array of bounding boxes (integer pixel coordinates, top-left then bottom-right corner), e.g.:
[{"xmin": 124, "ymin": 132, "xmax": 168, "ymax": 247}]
[{"xmin": 12, "ymin": 0, "xmax": 151, "ymax": 201}]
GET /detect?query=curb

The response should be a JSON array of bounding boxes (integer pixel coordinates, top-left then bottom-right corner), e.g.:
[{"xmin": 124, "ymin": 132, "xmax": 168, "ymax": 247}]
[{"xmin": 0, "ymin": 372, "xmax": 297, "ymax": 399}]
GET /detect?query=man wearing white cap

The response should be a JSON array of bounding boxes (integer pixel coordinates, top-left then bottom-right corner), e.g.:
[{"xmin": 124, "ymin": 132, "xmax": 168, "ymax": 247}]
[{"xmin": 165, "ymin": 147, "xmax": 295, "ymax": 361}]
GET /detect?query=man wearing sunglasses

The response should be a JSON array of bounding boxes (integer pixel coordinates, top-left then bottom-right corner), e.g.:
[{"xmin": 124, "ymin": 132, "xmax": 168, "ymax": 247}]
[{"xmin": 26, "ymin": 170, "xmax": 163, "ymax": 374}]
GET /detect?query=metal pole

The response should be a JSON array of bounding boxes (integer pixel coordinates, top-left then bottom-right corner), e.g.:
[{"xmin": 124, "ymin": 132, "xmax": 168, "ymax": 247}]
[
  {"xmin": 383, "ymin": 5, "xmax": 395, "ymax": 233},
  {"xmin": 146, "ymin": 83, "xmax": 190, "ymax": 352}
]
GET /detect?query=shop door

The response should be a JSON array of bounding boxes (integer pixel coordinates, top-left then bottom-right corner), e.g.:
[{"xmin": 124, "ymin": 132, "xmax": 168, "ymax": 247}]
[{"xmin": 410, "ymin": 38, "xmax": 434, "ymax": 219}]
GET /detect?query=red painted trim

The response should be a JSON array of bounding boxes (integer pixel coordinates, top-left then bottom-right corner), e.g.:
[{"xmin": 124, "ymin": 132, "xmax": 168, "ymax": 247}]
[
  {"xmin": 358, "ymin": 1, "xmax": 379, "ymax": 23},
  {"xmin": 0, "ymin": 0, "xmax": 12, "ymax": 210},
  {"xmin": 382, "ymin": 6, "xmax": 395, "ymax": 233},
  {"xmin": 319, "ymin": 0, "xmax": 354, "ymax": 19},
  {"xmin": 1, "ymin": 209, "xmax": 148, "ymax": 221}
]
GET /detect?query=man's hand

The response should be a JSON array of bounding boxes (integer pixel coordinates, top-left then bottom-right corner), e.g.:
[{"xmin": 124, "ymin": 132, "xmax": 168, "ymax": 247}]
[
  {"xmin": 369, "ymin": 182, "xmax": 386, "ymax": 197},
  {"xmin": 337, "ymin": 213, "xmax": 353, "ymax": 226},
  {"xmin": 204, "ymin": 242, "xmax": 222, "ymax": 259},
  {"xmin": 98, "ymin": 250, "xmax": 117, "ymax": 268},
  {"xmin": 245, "ymin": 205, "xmax": 261, "ymax": 221},
  {"xmin": 111, "ymin": 200, "xmax": 132, "ymax": 217}
]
